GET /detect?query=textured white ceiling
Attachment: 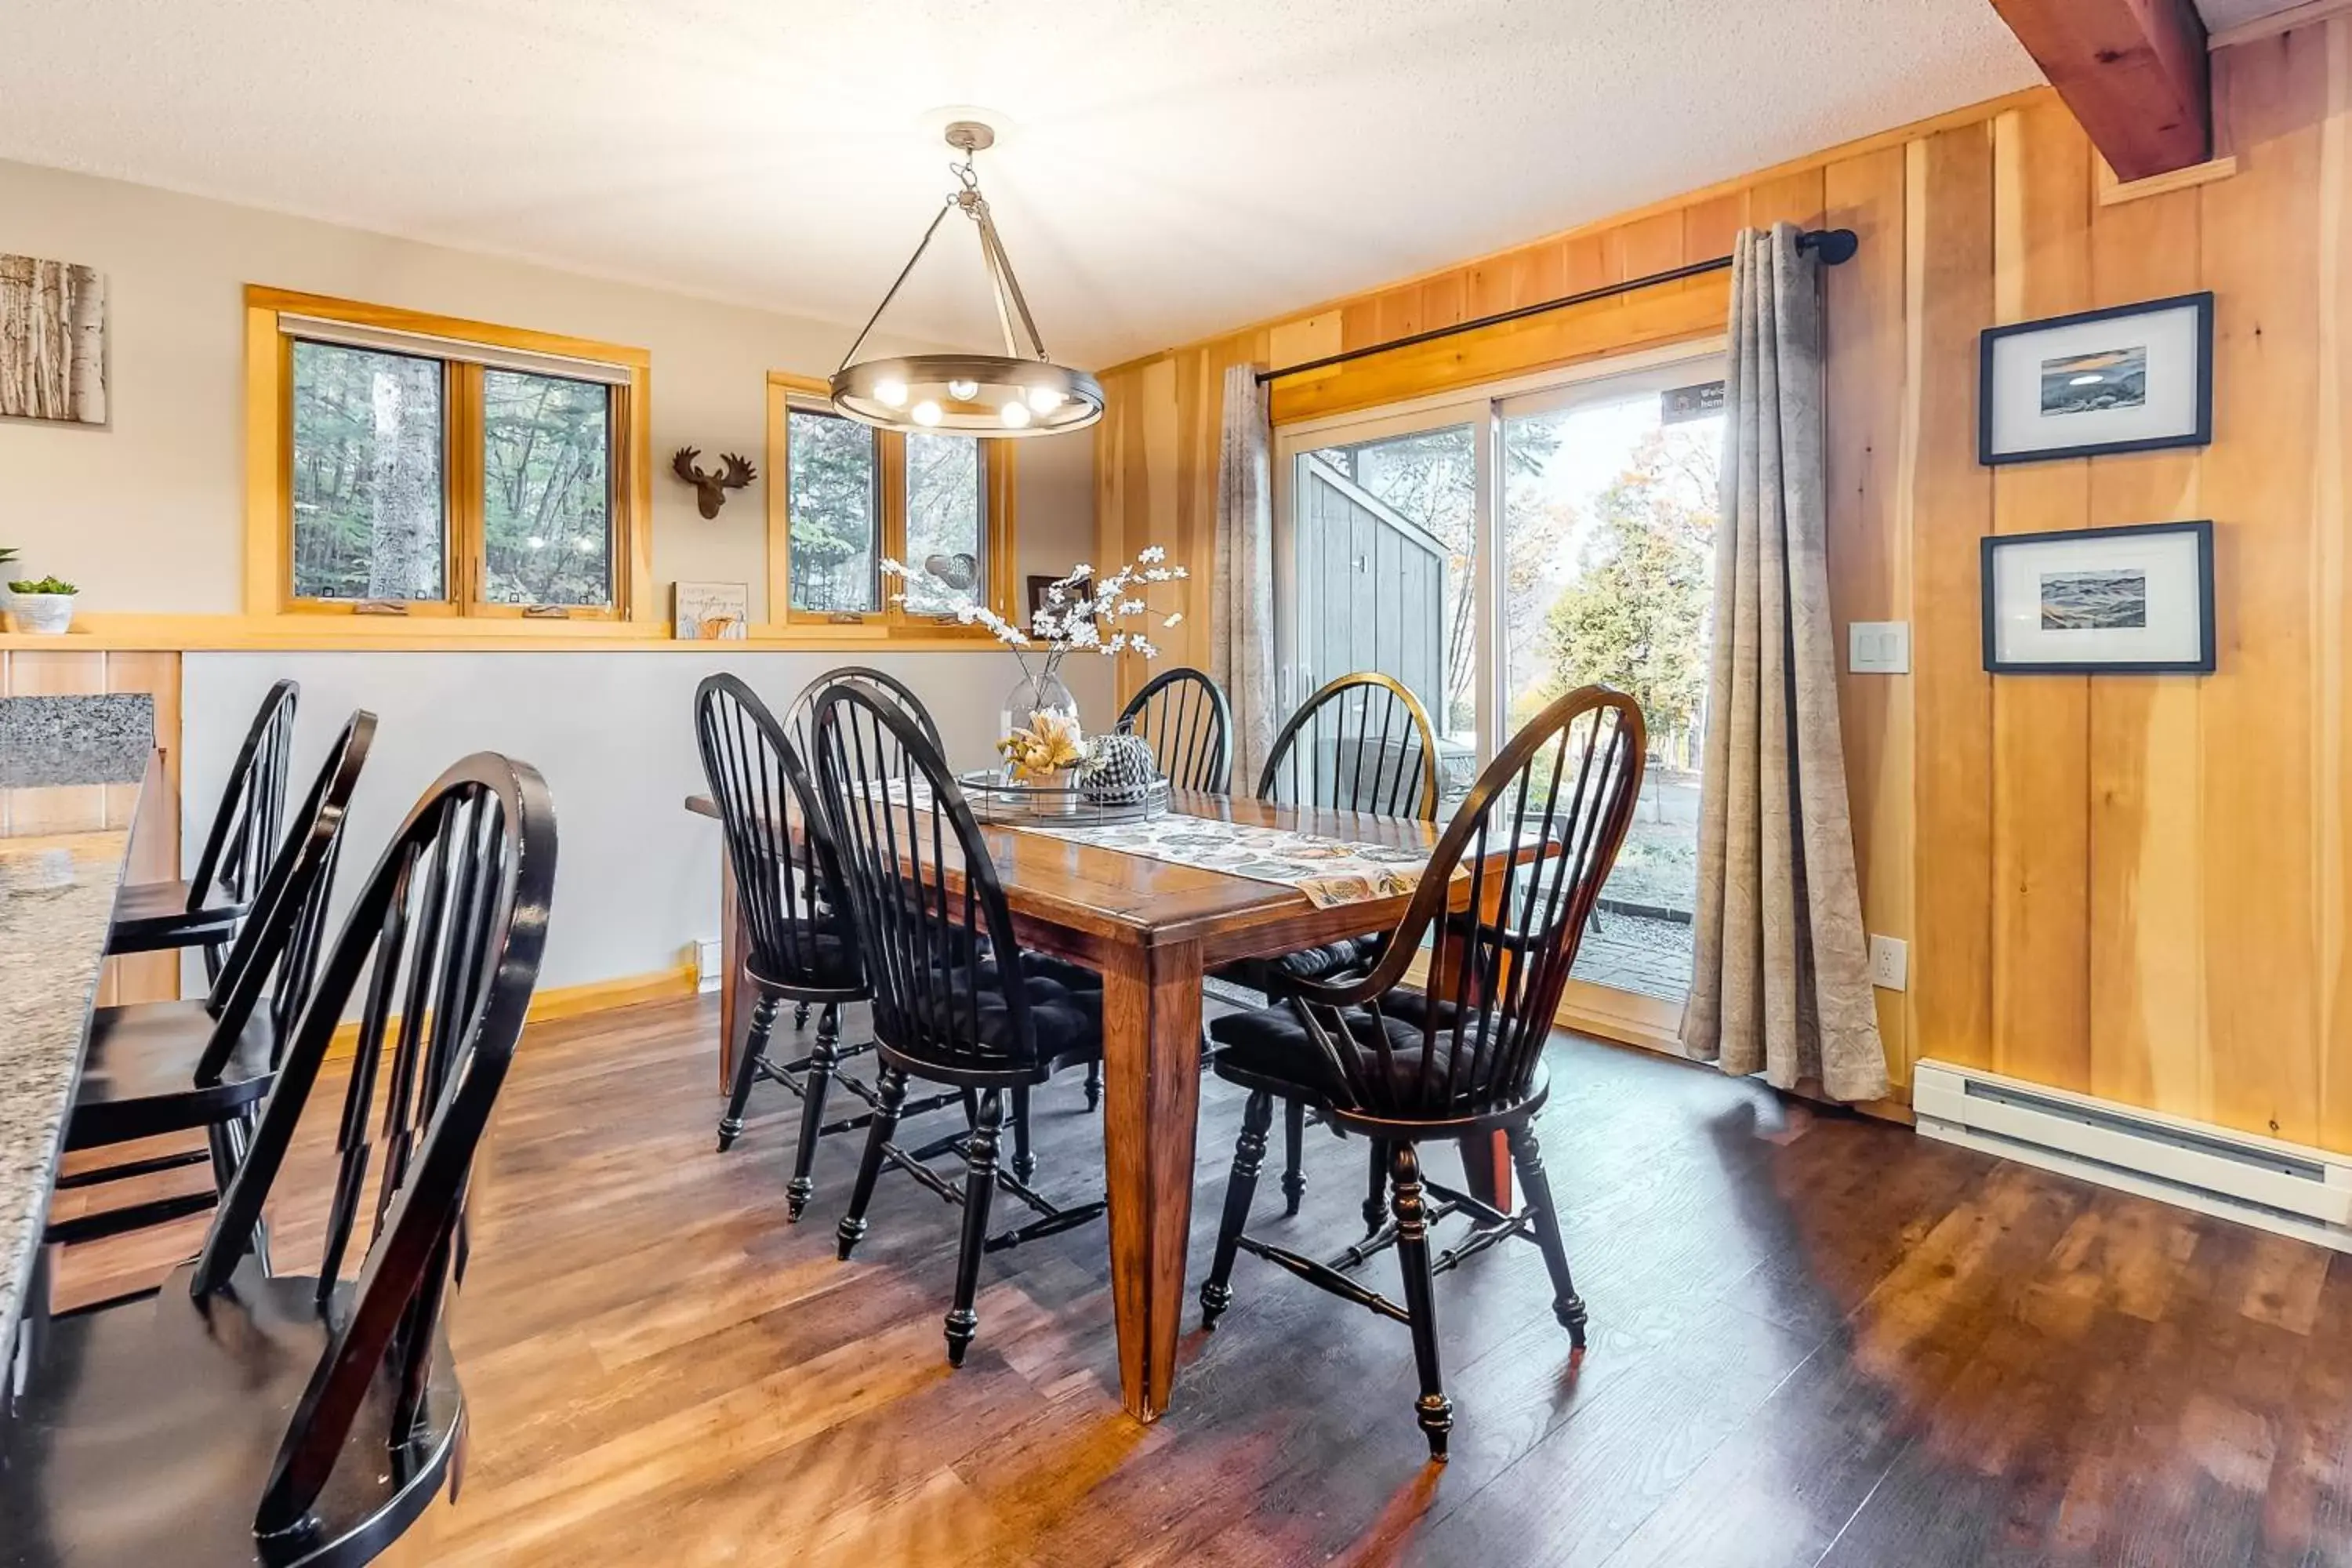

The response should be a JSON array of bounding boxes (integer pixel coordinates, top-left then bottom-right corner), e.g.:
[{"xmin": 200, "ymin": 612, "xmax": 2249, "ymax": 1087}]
[{"xmin": 0, "ymin": 1, "xmax": 2040, "ymax": 367}]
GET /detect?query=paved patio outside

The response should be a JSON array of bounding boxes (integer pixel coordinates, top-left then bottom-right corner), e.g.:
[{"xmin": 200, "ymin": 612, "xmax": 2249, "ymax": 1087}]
[{"xmin": 1571, "ymin": 909, "xmax": 1693, "ymax": 1001}]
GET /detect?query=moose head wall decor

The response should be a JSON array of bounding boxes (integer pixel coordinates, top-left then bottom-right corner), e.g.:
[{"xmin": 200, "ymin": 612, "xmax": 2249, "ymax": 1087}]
[{"xmin": 671, "ymin": 448, "xmax": 757, "ymax": 518}]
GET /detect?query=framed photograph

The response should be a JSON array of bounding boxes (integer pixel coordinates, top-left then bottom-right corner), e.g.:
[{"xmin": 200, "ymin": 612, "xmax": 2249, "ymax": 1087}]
[
  {"xmin": 1980, "ymin": 521, "xmax": 2214, "ymax": 674},
  {"xmin": 1027, "ymin": 570, "xmax": 1089, "ymax": 628},
  {"xmin": 673, "ymin": 580, "xmax": 750, "ymax": 640},
  {"xmin": 1979, "ymin": 292, "xmax": 2212, "ymax": 465},
  {"xmin": 0, "ymin": 254, "xmax": 107, "ymax": 425}
]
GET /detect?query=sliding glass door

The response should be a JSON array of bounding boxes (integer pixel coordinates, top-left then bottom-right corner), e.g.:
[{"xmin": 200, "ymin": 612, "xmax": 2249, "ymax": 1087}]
[
  {"xmin": 1283, "ymin": 412, "xmax": 1490, "ymax": 804},
  {"xmin": 1275, "ymin": 347, "xmax": 1724, "ymax": 1021}
]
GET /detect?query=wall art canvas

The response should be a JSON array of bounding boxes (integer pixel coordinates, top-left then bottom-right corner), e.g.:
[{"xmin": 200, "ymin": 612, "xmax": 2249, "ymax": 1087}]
[
  {"xmin": 0, "ymin": 254, "xmax": 107, "ymax": 425},
  {"xmin": 1980, "ymin": 292, "xmax": 2210, "ymax": 465},
  {"xmin": 673, "ymin": 580, "xmax": 750, "ymax": 640},
  {"xmin": 1981, "ymin": 521, "xmax": 2213, "ymax": 674}
]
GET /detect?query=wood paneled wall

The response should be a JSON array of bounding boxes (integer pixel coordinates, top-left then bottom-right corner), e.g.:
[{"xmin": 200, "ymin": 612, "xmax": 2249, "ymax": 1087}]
[
  {"xmin": 1098, "ymin": 20, "xmax": 2352, "ymax": 1151},
  {"xmin": 2, "ymin": 649, "xmax": 182, "ymax": 1005}
]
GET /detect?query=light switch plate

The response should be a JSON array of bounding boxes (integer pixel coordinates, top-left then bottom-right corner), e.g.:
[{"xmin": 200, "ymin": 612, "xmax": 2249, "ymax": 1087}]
[
  {"xmin": 1868, "ymin": 935, "xmax": 1908, "ymax": 992},
  {"xmin": 1849, "ymin": 620, "xmax": 1911, "ymax": 674}
]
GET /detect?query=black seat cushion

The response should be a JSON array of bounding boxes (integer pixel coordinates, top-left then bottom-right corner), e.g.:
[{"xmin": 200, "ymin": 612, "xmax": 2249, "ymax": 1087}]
[
  {"xmin": 0, "ymin": 1254, "xmax": 458, "ymax": 1568},
  {"xmin": 67, "ymin": 999, "xmax": 279, "ymax": 1150},
  {"xmin": 103, "ymin": 877, "xmax": 244, "ymax": 956},
  {"xmin": 1208, "ymin": 996, "xmax": 1462, "ymax": 1106},
  {"xmin": 907, "ymin": 957, "xmax": 1103, "ymax": 1065},
  {"xmin": 1217, "ymin": 933, "xmax": 1382, "ymax": 998},
  {"xmin": 746, "ymin": 916, "xmax": 860, "ymax": 993},
  {"xmin": 1011, "ymin": 950, "xmax": 1105, "ymax": 995}
]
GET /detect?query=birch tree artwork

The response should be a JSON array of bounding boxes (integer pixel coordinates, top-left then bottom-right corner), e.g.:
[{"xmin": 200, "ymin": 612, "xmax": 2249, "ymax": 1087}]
[{"xmin": 0, "ymin": 254, "xmax": 107, "ymax": 424}]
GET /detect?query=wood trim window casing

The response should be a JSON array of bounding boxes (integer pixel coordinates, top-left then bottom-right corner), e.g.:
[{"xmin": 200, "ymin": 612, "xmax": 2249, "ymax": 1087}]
[
  {"xmin": 763, "ymin": 372, "xmax": 1018, "ymax": 641},
  {"xmin": 243, "ymin": 285, "xmax": 655, "ymax": 629}
]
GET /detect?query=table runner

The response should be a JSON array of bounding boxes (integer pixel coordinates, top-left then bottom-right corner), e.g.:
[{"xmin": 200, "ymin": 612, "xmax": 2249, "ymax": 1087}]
[
  {"xmin": 861, "ymin": 777, "xmax": 1445, "ymax": 909},
  {"xmin": 1017, "ymin": 812, "xmax": 1444, "ymax": 909}
]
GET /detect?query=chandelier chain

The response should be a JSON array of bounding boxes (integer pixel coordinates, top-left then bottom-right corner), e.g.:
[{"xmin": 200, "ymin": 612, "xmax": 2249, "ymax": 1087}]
[{"xmin": 827, "ymin": 119, "xmax": 1102, "ymax": 436}]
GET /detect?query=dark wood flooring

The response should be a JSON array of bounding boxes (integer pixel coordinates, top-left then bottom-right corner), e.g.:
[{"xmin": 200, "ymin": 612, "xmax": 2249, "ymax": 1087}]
[{"xmin": 54, "ymin": 995, "xmax": 2352, "ymax": 1566}]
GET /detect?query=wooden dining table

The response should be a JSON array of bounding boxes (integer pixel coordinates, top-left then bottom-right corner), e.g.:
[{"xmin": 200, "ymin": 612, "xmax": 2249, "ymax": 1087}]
[{"xmin": 683, "ymin": 787, "xmax": 1512, "ymax": 1424}]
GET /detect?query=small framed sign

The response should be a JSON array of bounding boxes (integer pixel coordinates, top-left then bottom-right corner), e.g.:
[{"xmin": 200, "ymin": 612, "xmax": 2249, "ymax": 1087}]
[
  {"xmin": 1027, "ymin": 570, "xmax": 1089, "ymax": 628},
  {"xmin": 1980, "ymin": 521, "xmax": 2214, "ymax": 674},
  {"xmin": 1979, "ymin": 292, "xmax": 2213, "ymax": 465},
  {"xmin": 673, "ymin": 581, "xmax": 750, "ymax": 640},
  {"xmin": 1661, "ymin": 379, "xmax": 1725, "ymax": 425}
]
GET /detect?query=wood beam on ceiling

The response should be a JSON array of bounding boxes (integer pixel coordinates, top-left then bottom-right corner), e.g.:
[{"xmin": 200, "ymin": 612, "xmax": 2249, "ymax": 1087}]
[{"xmin": 1988, "ymin": 0, "xmax": 2212, "ymax": 181}]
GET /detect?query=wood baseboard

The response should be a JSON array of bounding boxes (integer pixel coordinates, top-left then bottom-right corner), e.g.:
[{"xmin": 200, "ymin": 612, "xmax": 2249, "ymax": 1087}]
[{"xmin": 327, "ymin": 960, "xmax": 700, "ymax": 1056}]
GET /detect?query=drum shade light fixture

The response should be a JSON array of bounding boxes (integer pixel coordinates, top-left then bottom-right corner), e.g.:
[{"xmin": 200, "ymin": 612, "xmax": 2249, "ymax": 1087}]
[{"xmin": 829, "ymin": 122, "xmax": 1103, "ymax": 438}]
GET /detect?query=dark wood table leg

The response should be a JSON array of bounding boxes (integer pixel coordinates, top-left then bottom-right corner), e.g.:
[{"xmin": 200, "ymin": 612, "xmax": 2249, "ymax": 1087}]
[
  {"xmin": 1454, "ymin": 1131, "xmax": 1513, "ymax": 1212},
  {"xmin": 717, "ymin": 853, "xmax": 750, "ymax": 1094},
  {"xmin": 1099, "ymin": 936, "xmax": 1204, "ymax": 1422},
  {"xmin": 1430, "ymin": 877, "xmax": 1513, "ymax": 1213}
]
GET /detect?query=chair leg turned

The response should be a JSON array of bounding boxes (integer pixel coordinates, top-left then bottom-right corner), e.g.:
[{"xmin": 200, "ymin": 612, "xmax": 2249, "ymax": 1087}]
[
  {"xmin": 1083, "ymin": 1058, "xmax": 1102, "ymax": 1112},
  {"xmin": 946, "ymin": 1089, "xmax": 1004, "ymax": 1367},
  {"xmin": 837, "ymin": 1066, "xmax": 907, "ymax": 1260},
  {"xmin": 717, "ymin": 993, "xmax": 778, "ymax": 1152},
  {"xmin": 1509, "ymin": 1123, "xmax": 1588, "ymax": 1352},
  {"xmin": 1389, "ymin": 1141, "xmax": 1453, "ymax": 1462},
  {"xmin": 1200, "ymin": 1089, "xmax": 1274, "ymax": 1330},
  {"xmin": 1010, "ymin": 1084, "xmax": 1036, "ymax": 1183},
  {"xmin": 1281, "ymin": 1099, "xmax": 1306, "ymax": 1218},
  {"xmin": 785, "ymin": 1003, "xmax": 840, "ymax": 1220},
  {"xmin": 794, "ymin": 1001, "xmax": 812, "ymax": 1029},
  {"xmin": 1363, "ymin": 1138, "xmax": 1390, "ymax": 1235}
]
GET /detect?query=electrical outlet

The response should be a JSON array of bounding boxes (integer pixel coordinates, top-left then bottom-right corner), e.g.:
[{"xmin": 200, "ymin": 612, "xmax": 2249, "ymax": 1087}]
[
  {"xmin": 696, "ymin": 938, "xmax": 724, "ymax": 993},
  {"xmin": 1849, "ymin": 620, "xmax": 1911, "ymax": 674},
  {"xmin": 1868, "ymin": 934, "xmax": 1908, "ymax": 992}
]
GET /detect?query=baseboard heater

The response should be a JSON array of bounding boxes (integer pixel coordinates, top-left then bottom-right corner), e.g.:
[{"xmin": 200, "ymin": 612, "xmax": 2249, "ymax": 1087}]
[{"xmin": 1912, "ymin": 1059, "xmax": 2352, "ymax": 1252}]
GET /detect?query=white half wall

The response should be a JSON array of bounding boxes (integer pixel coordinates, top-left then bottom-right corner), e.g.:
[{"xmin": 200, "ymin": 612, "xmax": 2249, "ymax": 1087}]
[{"xmin": 181, "ymin": 650, "xmax": 1117, "ymax": 996}]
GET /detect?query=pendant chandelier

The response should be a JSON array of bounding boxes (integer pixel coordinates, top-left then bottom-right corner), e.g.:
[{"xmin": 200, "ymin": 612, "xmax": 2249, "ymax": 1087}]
[{"xmin": 829, "ymin": 122, "xmax": 1103, "ymax": 438}]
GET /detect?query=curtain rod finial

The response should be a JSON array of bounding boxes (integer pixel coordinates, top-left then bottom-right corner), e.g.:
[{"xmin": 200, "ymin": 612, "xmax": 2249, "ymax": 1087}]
[{"xmin": 1802, "ymin": 228, "xmax": 1860, "ymax": 266}]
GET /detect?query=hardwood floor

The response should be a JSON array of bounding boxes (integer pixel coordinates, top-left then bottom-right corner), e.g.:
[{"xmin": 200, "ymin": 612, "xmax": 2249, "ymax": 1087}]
[{"xmin": 51, "ymin": 994, "xmax": 2352, "ymax": 1566}]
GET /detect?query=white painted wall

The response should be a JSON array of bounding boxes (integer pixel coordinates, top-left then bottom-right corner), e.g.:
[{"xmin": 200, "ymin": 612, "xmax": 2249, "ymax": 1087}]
[
  {"xmin": 0, "ymin": 155, "xmax": 1120, "ymax": 1001},
  {"xmin": 0, "ymin": 156, "xmax": 1099, "ymax": 619},
  {"xmin": 180, "ymin": 650, "xmax": 1117, "ymax": 995}
]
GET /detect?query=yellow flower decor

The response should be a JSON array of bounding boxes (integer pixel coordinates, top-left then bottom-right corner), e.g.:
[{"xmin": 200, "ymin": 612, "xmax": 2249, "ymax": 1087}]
[{"xmin": 999, "ymin": 710, "xmax": 1087, "ymax": 782}]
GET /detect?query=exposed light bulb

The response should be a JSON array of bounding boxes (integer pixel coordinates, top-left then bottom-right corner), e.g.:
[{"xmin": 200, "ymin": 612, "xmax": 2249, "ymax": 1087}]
[
  {"xmin": 947, "ymin": 379, "xmax": 980, "ymax": 401},
  {"xmin": 874, "ymin": 379, "xmax": 909, "ymax": 408},
  {"xmin": 912, "ymin": 400, "xmax": 943, "ymax": 426},
  {"xmin": 1025, "ymin": 385, "xmax": 1065, "ymax": 414},
  {"xmin": 1000, "ymin": 401, "xmax": 1032, "ymax": 429}
]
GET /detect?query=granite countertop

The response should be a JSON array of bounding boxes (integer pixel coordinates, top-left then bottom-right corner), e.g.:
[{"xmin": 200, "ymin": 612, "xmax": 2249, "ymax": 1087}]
[
  {"xmin": 0, "ymin": 694, "xmax": 154, "ymax": 789},
  {"xmin": 0, "ymin": 695, "xmax": 154, "ymax": 1355}
]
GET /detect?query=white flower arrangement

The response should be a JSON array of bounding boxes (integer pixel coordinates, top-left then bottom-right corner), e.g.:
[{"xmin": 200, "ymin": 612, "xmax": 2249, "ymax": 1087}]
[{"xmin": 880, "ymin": 546, "xmax": 1189, "ymax": 691}]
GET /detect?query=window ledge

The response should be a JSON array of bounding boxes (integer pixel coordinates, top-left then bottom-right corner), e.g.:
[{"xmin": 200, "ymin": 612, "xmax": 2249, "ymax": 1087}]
[{"xmin": 0, "ymin": 614, "xmax": 1033, "ymax": 655}]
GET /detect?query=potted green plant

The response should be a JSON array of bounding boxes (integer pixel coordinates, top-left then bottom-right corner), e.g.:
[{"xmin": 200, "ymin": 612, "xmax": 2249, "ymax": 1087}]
[{"xmin": 5, "ymin": 556, "xmax": 78, "ymax": 634}]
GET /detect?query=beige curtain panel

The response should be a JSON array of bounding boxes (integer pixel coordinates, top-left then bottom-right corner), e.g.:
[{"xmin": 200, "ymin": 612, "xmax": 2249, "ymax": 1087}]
[
  {"xmin": 1680, "ymin": 223, "xmax": 1888, "ymax": 1102},
  {"xmin": 1212, "ymin": 363, "xmax": 1279, "ymax": 785}
]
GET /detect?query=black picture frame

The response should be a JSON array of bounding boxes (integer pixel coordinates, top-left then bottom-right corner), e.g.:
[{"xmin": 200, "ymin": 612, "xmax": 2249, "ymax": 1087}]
[
  {"xmin": 1980, "ymin": 519, "xmax": 2216, "ymax": 674},
  {"xmin": 1978, "ymin": 292, "xmax": 2215, "ymax": 466},
  {"xmin": 1026, "ymin": 571, "xmax": 1088, "ymax": 627}
]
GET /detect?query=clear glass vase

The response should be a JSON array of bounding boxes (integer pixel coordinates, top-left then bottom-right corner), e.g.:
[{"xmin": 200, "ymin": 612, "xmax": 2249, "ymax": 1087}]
[
  {"xmin": 1001, "ymin": 663, "xmax": 1082, "ymax": 795},
  {"xmin": 1002, "ymin": 665, "xmax": 1079, "ymax": 737}
]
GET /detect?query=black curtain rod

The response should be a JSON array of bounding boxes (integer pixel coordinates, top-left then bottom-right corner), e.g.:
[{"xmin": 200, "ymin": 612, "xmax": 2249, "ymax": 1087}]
[{"xmin": 1254, "ymin": 227, "xmax": 1860, "ymax": 386}]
